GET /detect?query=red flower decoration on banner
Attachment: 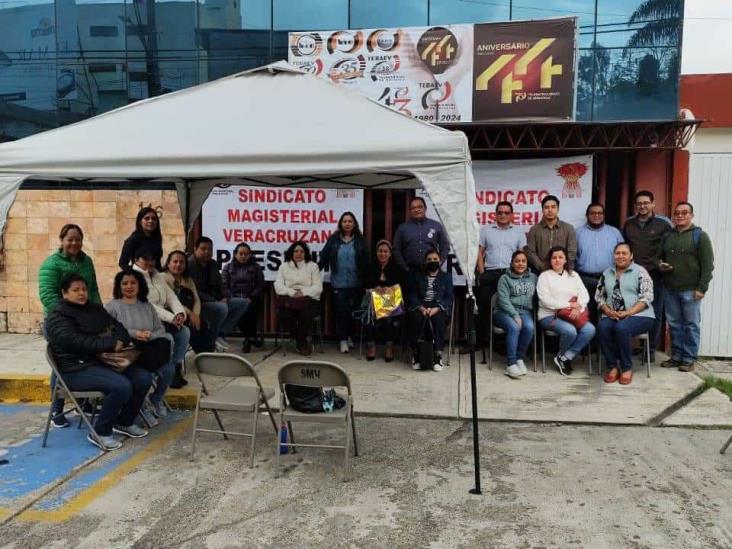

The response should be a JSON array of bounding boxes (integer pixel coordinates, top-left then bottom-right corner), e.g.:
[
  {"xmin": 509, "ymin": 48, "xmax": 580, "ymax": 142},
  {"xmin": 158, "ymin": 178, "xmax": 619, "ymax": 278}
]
[{"xmin": 556, "ymin": 162, "xmax": 588, "ymax": 198}]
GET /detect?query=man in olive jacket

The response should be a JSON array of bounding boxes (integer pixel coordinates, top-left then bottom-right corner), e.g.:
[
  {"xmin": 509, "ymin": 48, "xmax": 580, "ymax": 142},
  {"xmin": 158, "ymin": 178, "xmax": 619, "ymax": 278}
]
[{"xmin": 659, "ymin": 201, "xmax": 714, "ymax": 372}]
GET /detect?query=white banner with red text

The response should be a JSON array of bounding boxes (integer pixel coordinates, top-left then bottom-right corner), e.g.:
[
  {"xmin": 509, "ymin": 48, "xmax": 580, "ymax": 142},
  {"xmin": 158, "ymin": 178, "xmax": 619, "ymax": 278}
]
[
  {"xmin": 420, "ymin": 154, "xmax": 593, "ymax": 285},
  {"xmin": 202, "ymin": 186, "xmax": 364, "ymax": 281}
]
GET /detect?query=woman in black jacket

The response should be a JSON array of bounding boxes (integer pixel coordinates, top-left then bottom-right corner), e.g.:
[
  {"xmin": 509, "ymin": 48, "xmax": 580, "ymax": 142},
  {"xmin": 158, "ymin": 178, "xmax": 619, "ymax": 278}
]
[
  {"xmin": 317, "ymin": 212, "xmax": 369, "ymax": 353},
  {"xmin": 406, "ymin": 249, "xmax": 454, "ymax": 372},
  {"xmin": 364, "ymin": 240, "xmax": 403, "ymax": 362},
  {"xmin": 118, "ymin": 207, "xmax": 164, "ymax": 270},
  {"xmin": 46, "ymin": 274, "xmax": 153, "ymax": 451}
]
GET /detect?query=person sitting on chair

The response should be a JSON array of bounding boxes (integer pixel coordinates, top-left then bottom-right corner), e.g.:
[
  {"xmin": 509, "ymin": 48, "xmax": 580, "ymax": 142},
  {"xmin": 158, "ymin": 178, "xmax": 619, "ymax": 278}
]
[
  {"xmin": 537, "ymin": 246, "xmax": 596, "ymax": 376},
  {"xmin": 596, "ymin": 242, "xmax": 655, "ymax": 386},
  {"xmin": 46, "ymin": 274, "xmax": 151, "ymax": 451},
  {"xmin": 365, "ymin": 239, "xmax": 404, "ymax": 362},
  {"xmin": 222, "ymin": 243, "xmax": 266, "ymax": 353},
  {"xmin": 105, "ymin": 269, "xmax": 175, "ymax": 425},
  {"xmin": 274, "ymin": 241, "xmax": 323, "ymax": 355},
  {"xmin": 494, "ymin": 250, "xmax": 537, "ymax": 379},
  {"xmin": 406, "ymin": 249, "xmax": 454, "ymax": 372}
]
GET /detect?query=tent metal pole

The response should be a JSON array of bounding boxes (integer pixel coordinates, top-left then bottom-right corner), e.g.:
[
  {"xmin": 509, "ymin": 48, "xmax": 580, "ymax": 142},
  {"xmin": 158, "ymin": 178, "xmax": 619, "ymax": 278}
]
[
  {"xmin": 185, "ymin": 181, "xmax": 192, "ymax": 251},
  {"xmin": 466, "ymin": 293, "xmax": 482, "ymax": 495}
]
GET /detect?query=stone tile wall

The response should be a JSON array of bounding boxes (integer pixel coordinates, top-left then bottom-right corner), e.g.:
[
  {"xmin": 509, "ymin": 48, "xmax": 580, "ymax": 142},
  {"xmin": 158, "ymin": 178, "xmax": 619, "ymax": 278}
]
[{"xmin": 0, "ymin": 189, "xmax": 186, "ymax": 333}]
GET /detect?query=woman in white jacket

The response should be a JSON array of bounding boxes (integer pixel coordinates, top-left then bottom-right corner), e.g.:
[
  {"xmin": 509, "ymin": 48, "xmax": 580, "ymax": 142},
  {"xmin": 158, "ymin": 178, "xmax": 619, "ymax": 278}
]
[
  {"xmin": 537, "ymin": 245, "xmax": 596, "ymax": 376},
  {"xmin": 132, "ymin": 247, "xmax": 191, "ymax": 377},
  {"xmin": 274, "ymin": 241, "xmax": 323, "ymax": 355}
]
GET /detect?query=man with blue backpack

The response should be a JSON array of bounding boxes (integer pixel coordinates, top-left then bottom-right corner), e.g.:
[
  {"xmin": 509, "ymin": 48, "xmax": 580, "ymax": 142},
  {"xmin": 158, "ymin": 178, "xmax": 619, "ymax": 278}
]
[{"xmin": 659, "ymin": 201, "xmax": 714, "ymax": 372}]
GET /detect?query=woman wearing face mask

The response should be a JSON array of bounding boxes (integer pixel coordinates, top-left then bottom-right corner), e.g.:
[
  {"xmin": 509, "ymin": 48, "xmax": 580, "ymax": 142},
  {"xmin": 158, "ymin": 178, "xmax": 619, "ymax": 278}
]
[
  {"xmin": 274, "ymin": 241, "xmax": 323, "ymax": 355},
  {"xmin": 119, "ymin": 207, "xmax": 164, "ymax": 271},
  {"xmin": 38, "ymin": 223, "xmax": 102, "ymax": 428},
  {"xmin": 105, "ymin": 269, "xmax": 174, "ymax": 423},
  {"xmin": 406, "ymin": 248, "xmax": 453, "ymax": 371},
  {"xmin": 494, "ymin": 250, "xmax": 537, "ymax": 379},
  {"xmin": 537, "ymin": 246, "xmax": 596, "ymax": 376},
  {"xmin": 222, "ymin": 243, "xmax": 265, "ymax": 353},
  {"xmin": 46, "ymin": 274, "xmax": 151, "ymax": 451},
  {"xmin": 364, "ymin": 240, "xmax": 403, "ymax": 362},
  {"xmin": 596, "ymin": 243, "xmax": 655, "ymax": 385},
  {"xmin": 318, "ymin": 212, "xmax": 368, "ymax": 354}
]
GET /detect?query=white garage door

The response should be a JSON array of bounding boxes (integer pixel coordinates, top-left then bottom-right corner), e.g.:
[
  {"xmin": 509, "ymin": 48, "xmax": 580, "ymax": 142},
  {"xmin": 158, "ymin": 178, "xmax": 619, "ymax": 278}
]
[{"xmin": 688, "ymin": 153, "xmax": 732, "ymax": 357}]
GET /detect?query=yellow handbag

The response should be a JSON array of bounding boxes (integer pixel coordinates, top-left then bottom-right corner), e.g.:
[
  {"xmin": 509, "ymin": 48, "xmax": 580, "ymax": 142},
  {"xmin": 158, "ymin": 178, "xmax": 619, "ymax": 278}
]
[{"xmin": 370, "ymin": 284, "xmax": 405, "ymax": 320}]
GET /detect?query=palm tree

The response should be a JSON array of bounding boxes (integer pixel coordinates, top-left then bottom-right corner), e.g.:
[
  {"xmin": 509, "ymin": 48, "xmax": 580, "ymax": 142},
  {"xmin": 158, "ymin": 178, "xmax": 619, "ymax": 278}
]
[{"xmin": 626, "ymin": 0, "xmax": 682, "ymax": 48}]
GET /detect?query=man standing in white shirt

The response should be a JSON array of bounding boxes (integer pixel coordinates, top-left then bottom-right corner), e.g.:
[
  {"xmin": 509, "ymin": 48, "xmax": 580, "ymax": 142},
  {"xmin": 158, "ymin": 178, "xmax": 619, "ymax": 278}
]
[{"xmin": 474, "ymin": 201, "xmax": 526, "ymax": 347}]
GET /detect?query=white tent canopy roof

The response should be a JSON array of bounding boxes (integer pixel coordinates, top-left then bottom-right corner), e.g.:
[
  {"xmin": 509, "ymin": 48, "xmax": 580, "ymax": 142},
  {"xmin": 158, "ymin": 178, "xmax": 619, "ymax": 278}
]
[{"xmin": 0, "ymin": 61, "xmax": 478, "ymax": 281}]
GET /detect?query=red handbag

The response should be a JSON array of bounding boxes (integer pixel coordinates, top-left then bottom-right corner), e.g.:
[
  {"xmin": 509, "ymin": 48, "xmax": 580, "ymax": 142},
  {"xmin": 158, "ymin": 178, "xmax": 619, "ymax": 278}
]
[{"xmin": 557, "ymin": 296, "xmax": 590, "ymax": 329}]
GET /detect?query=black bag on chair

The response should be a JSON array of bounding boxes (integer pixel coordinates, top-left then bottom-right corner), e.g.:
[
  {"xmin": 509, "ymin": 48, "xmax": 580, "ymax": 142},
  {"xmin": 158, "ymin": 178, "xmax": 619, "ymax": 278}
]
[
  {"xmin": 284, "ymin": 384, "xmax": 345, "ymax": 413},
  {"xmin": 416, "ymin": 317, "xmax": 434, "ymax": 371}
]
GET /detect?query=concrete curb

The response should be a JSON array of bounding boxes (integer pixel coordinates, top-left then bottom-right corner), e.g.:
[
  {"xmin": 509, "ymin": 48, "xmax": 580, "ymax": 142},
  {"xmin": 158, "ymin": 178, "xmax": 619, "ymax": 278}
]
[{"xmin": 0, "ymin": 374, "xmax": 199, "ymax": 408}]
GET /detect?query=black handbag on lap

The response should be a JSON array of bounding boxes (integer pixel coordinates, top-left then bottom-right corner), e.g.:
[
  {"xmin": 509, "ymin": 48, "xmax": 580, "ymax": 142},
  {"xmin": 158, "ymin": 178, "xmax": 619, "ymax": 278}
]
[{"xmin": 134, "ymin": 337, "xmax": 172, "ymax": 371}]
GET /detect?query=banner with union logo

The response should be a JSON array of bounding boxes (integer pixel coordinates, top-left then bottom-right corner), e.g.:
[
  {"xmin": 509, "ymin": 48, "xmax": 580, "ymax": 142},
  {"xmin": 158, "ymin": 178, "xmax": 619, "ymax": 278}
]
[{"xmin": 288, "ymin": 17, "xmax": 576, "ymax": 123}]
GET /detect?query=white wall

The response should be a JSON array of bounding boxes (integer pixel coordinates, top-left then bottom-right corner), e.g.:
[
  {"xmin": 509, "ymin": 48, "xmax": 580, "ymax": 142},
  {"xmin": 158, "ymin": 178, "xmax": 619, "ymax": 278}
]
[{"xmin": 682, "ymin": 0, "xmax": 732, "ymax": 75}]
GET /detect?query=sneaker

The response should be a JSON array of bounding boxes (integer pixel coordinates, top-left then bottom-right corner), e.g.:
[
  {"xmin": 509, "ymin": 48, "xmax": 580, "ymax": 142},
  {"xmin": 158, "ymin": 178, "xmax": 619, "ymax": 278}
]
[
  {"xmin": 433, "ymin": 356, "xmax": 444, "ymax": 372},
  {"xmin": 215, "ymin": 337, "xmax": 230, "ymax": 351},
  {"xmin": 241, "ymin": 339, "xmax": 252, "ymax": 353},
  {"xmin": 678, "ymin": 362, "xmax": 696, "ymax": 372},
  {"xmin": 87, "ymin": 433, "xmax": 123, "ymax": 451},
  {"xmin": 138, "ymin": 407, "xmax": 159, "ymax": 428},
  {"xmin": 565, "ymin": 361, "xmax": 574, "ymax": 375},
  {"xmin": 516, "ymin": 359, "xmax": 528, "ymax": 376},
  {"xmin": 347, "ymin": 337, "xmax": 355, "ymax": 349},
  {"xmin": 152, "ymin": 400, "xmax": 168, "ymax": 419},
  {"xmin": 113, "ymin": 424, "xmax": 149, "ymax": 438},
  {"xmin": 553, "ymin": 354, "xmax": 570, "ymax": 376},
  {"xmin": 504, "ymin": 364, "xmax": 522, "ymax": 379},
  {"xmin": 340, "ymin": 340, "xmax": 349, "ymax": 354},
  {"xmin": 411, "ymin": 356, "xmax": 421, "ymax": 371},
  {"xmin": 52, "ymin": 414, "xmax": 70, "ymax": 428},
  {"xmin": 661, "ymin": 358, "xmax": 681, "ymax": 368}
]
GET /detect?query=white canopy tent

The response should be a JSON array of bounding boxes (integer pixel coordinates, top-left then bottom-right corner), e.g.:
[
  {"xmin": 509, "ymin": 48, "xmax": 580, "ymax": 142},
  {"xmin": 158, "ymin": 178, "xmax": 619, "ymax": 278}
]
[{"xmin": 0, "ymin": 61, "xmax": 479, "ymax": 281}]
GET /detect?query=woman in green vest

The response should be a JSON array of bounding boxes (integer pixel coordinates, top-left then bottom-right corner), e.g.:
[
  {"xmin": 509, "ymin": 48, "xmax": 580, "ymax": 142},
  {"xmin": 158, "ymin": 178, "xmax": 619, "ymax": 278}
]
[
  {"xmin": 596, "ymin": 242, "xmax": 655, "ymax": 385},
  {"xmin": 38, "ymin": 223, "xmax": 102, "ymax": 427}
]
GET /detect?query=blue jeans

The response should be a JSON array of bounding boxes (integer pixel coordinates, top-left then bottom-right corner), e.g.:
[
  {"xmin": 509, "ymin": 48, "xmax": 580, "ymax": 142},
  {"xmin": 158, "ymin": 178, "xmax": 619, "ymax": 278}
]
[
  {"xmin": 493, "ymin": 310, "xmax": 534, "ymax": 366},
  {"xmin": 62, "ymin": 364, "xmax": 152, "ymax": 436},
  {"xmin": 539, "ymin": 316, "xmax": 596, "ymax": 361},
  {"xmin": 598, "ymin": 316, "xmax": 656, "ymax": 372},
  {"xmin": 200, "ymin": 301, "xmax": 227, "ymax": 350},
  {"xmin": 220, "ymin": 298, "xmax": 250, "ymax": 336},
  {"xmin": 149, "ymin": 334, "xmax": 177, "ymax": 405},
  {"xmin": 332, "ymin": 287, "xmax": 362, "ymax": 341},
  {"xmin": 650, "ymin": 273, "xmax": 665, "ymax": 352},
  {"xmin": 664, "ymin": 289, "xmax": 702, "ymax": 363}
]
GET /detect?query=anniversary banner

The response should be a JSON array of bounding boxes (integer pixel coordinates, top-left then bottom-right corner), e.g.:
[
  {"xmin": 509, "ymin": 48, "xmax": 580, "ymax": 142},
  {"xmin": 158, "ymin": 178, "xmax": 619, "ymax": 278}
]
[
  {"xmin": 202, "ymin": 186, "xmax": 364, "ymax": 281},
  {"xmin": 288, "ymin": 17, "xmax": 576, "ymax": 122},
  {"xmin": 420, "ymin": 154, "xmax": 592, "ymax": 284}
]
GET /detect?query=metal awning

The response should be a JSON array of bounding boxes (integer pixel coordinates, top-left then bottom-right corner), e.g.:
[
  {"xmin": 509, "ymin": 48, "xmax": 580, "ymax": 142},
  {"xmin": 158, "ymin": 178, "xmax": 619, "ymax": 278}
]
[{"xmin": 441, "ymin": 119, "xmax": 703, "ymax": 152}]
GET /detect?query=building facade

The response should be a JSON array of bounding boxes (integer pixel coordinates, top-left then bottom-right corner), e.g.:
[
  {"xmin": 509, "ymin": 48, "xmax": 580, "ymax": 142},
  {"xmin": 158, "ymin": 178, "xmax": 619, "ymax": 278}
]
[{"xmin": 1, "ymin": 0, "xmax": 684, "ymax": 140}]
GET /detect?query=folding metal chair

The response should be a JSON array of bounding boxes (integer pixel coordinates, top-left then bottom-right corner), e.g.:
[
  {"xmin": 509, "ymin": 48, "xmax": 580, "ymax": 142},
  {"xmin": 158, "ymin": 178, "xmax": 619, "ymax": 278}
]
[
  {"xmin": 275, "ymin": 360, "xmax": 359, "ymax": 481},
  {"xmin": 190, "ymin": 353, "xmax": 277, "ymax": 468},
  {"xmin": 487, "ymin": 294, "xmax": 538, "ymax": 372},
  {"xmin": 42, "ymin": 345, "xmax": 105, "ymax": 449},
  {"xmin": 598, "ymin": 331, "xmax": 652, "ymax": 377}
]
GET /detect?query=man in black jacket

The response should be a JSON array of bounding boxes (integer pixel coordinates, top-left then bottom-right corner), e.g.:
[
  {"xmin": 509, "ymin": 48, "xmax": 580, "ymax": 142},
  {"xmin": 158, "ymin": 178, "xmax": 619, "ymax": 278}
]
[
  {"xmin": 622, "ymin": 190, "xmax": 672, "ymax": 359},
  {"xmin": 187, "ymin": 236, "xmax": 248, "ymax": 352}
]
